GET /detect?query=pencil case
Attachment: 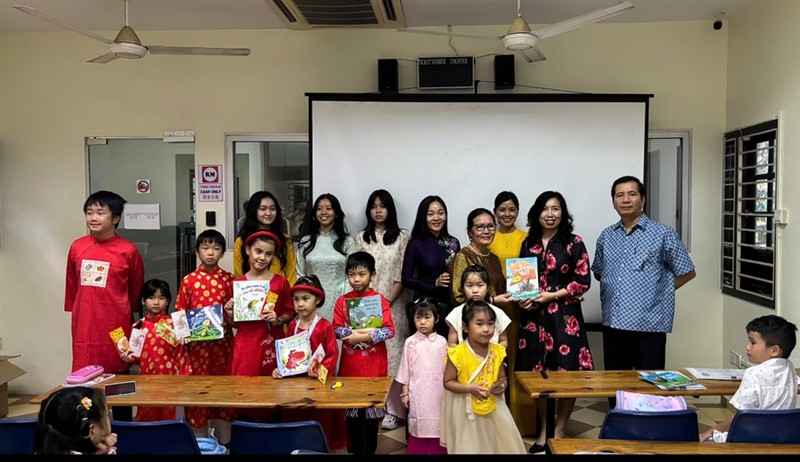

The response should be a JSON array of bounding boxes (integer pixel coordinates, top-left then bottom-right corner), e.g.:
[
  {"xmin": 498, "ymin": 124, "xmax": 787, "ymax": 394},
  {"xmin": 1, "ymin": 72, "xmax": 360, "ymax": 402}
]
[{"xmin": 66, "ymin": 365, "xmax": 104, "ymax": 384}]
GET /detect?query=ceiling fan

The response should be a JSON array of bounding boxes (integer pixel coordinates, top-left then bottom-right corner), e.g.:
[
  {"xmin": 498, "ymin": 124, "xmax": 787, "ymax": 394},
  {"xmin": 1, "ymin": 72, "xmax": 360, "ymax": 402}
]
[
  {"xmin": 12, "ymin": 0, "xmax": 251, "ymax": 64},
  {"xmin": 399, "ymin": 0, "xmax": 634, "ymax": 63}
]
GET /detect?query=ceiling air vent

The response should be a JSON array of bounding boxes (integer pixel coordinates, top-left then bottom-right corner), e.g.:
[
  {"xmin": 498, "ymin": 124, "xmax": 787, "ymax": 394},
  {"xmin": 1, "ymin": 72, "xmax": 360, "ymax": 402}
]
[{"xmin": 270, "ymin": 0, "xmax": 406, "ymax": 29}]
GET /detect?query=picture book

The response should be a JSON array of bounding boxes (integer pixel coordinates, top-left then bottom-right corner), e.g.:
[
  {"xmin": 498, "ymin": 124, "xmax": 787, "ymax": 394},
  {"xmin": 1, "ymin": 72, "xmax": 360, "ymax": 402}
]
[
  {"xmin": 347, "ymin": 295, "xmax": 383, "ymax": 329},
  {"xmin": 128, "ymin": 327, "xmax": 145, "ymax": 357},
  {"xmin": 275, "ymin": 332, "xmax": 312, "ymax": 377},
  {"xmin": 153, "ymin": 319, "xmax": 179, "ymax": 347},
  {"xmin": 638, "ymin": 370, "xmax": 706, "ymax": 390},
  {"xmin": 185, "ymin": 304, "xmax": 224, "ymax": 341},
  {"xmin": 109, "ymin": 327, "xmax": 129, "ymax": 357},
  {"xmin": 233, "ymin": 280, "xmax": 278, "ymax": 322},
  {"xmin": 171, "ymin": 311, "xmax": 191, "ymax": 339},
  {"xmin": 506, "ymin": 257, "xmax": 540, "ymax": 299}
]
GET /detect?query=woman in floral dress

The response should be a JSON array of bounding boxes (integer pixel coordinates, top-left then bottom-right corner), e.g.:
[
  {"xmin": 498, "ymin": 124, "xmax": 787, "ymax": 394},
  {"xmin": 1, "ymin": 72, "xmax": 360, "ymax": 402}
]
[
  {"xmin": 356, "ymin": 189, "xmax": 410, "ymax": 430},
  {"xmin": 514, "ymin": 191, "xmax": 593, "ymax": 452}
]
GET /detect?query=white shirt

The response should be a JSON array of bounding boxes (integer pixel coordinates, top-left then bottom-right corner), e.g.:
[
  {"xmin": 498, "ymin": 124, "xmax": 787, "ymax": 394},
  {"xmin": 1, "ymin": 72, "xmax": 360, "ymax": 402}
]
[
  {"xmin": 730, "ymin": 357, "xmax": 798, "ymax": 411},
  {"xmin": 445, "ymin": 303, "xmax": 511, "ymax": 345}
]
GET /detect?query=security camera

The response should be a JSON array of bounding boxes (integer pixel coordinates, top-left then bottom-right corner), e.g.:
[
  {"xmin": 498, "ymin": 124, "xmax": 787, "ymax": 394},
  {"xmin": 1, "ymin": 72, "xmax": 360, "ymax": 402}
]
[{"xmin": 713, "ymin": 20, "xmax": 723, "ymax": 30}]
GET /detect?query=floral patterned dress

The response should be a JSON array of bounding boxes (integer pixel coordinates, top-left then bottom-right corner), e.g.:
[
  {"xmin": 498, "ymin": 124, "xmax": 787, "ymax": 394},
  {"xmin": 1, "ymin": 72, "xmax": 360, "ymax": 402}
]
[
  {"xmin": 515, "ymin": 234, "xmax": 594, "ymax": 373},
  {"xmin": 356, "ymin": 228, "xmax": 410, "ymax": 377}
]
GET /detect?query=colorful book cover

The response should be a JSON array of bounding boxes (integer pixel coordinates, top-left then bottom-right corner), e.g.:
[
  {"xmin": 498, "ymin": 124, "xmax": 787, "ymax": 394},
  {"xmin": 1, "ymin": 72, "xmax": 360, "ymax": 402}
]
[
  {"xmin": 233, "ymin": 280, "xmax": 277, "ymax": 322},
  {"xmin": 154, "ymin": 319, "xmax": 179, "ymax": 346},
  {"xmin": 506, "ymin": 257, "xmax": 540, "ymax": 299},
  {"xmin": 275, "ymin": 332, "xmax": 312, "ymax": 377},
  {"xmin": 109, "ymin": 327, "xmax": 129, "ymax": 357},
  {"xmin": 186, "ymin": 304, "xmax": 225, "ymax": 341},
  {"xmin": 347, "ymin": 295, "xmax": 383, "ymax": 329},
  {"xmin": 638, "ymin": 370, "xmax": 701, "ymax": 390}
]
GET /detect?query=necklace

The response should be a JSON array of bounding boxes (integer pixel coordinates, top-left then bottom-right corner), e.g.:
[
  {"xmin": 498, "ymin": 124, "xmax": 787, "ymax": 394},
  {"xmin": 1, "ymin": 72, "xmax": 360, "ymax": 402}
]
[{"xmin": 469, "ymin": 244, "xmax": 490, "ymax": 257}]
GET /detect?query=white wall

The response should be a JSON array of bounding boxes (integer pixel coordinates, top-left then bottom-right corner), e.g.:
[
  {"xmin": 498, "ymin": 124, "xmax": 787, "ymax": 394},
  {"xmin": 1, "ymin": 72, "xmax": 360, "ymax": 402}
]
[
  {"xmin": 0, "ymin": 20, "xmax": 729, "ymax": 392},
  {"xmin": 724, "ymin": 0, "xmax": 800, "ymax": 368}
]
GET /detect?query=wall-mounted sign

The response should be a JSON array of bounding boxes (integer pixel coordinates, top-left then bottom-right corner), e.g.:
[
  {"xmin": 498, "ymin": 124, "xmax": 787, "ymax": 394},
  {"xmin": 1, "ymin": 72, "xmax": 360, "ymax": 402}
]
[
  {"xmin": 136, "ymin": 179, "xmax": 151, "ymax": 194},
  {"xmin": 198, "ymin": 164, "xmax": 223, "ymax": 202}
]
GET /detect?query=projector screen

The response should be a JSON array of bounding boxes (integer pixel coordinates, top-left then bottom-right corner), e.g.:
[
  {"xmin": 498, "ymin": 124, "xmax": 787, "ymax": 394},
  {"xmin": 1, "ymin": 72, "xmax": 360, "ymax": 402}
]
[{"xmin": 308, "ymin": 93, "xmax": 650, "ymax": 325}]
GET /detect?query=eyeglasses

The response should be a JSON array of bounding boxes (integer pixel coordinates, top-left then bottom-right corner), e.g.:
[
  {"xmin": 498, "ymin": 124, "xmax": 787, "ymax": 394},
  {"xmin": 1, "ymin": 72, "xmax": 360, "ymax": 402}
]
[{"xmin": 472, "ymin": 224, "xmax": 496, "ymax": 232}]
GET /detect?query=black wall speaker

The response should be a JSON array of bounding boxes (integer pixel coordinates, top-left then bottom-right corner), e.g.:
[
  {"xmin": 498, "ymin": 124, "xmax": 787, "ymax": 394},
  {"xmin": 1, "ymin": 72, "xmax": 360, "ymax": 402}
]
[
  {"xmin": 378, "ymin": 59, "xmax": 399, "ymax": 93},
  {"xmin": 494, "ymin": 54, "xmax": 515, "ymax": 90}
]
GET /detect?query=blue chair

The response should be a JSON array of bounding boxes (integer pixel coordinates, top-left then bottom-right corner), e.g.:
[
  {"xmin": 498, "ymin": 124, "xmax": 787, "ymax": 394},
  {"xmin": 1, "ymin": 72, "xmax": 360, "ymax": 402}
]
[
  {"xmin": 726, "ymin": 408, "xmax": 800, "ymax": 443},
  {"xmin": 111, "ymin": 419, "xmax": 201, "ymax": 454},
  {"xmin": 598, "ymin": 409, "xmax": 699, "ymax": 441},
  {"xmin": 0, "ymin": 417, "xmax": 37, "ymax": 454},
  {"xmin": 230, "ymin": 420, "xmax": 330, "ymax": 455}
]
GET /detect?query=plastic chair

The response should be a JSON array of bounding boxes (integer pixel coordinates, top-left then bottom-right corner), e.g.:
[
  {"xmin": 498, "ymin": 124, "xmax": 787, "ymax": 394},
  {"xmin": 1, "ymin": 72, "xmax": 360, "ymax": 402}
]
[
  {"xmin": 230, "ymin": 420, "xmax": 330, "ymax": 455},
  {"xmin": 0, "ymin": 417, "xmax": 37, "ymax": 455},
  {"xmin": 111, "ymin": 419, "xmax": 201, "ymax": 454},
  {"xmin": 726, "ymin": 408, "xmax": 800, "ymax": 443},
  {"xmin": 598, "ymin": 409, "xmax": 699, "ymax": 441}
]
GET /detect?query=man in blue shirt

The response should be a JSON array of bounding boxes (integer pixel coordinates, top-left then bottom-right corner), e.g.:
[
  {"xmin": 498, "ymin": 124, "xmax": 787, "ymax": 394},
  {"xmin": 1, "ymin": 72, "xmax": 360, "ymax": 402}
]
[{"xmin": 592, "ymin": 175, "xmax": 696, "ymax": 374}]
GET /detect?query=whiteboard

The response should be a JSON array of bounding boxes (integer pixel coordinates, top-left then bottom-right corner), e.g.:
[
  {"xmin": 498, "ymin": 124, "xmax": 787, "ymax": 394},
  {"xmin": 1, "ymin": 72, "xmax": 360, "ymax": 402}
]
[{"xmin": 308, "ymin": 94, "xmax": 649, "ymax": 325}]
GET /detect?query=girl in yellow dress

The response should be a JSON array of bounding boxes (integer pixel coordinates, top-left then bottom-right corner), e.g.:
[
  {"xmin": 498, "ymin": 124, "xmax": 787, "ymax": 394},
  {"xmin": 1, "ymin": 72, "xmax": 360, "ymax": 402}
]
[{"xmin": 440, "ymin": 300, "xmax": 526, "ymax": 454}]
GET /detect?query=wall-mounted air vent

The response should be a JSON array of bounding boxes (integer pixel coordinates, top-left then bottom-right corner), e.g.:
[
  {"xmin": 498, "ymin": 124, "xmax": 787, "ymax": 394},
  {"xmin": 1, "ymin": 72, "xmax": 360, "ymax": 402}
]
[{"xmin": 270, "ymin": 0, "xmax": 406, "ymax": 29}]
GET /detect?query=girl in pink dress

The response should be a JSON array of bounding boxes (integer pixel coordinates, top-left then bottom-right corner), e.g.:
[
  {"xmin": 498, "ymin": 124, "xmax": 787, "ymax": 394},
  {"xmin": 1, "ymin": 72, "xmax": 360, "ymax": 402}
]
[
  {"xmin": 395, "ymin": 297, "xmax": 448, "ymax": 454},
  {"xmin": 224, "ymin": 231, "xmax": 295, "ymax": 422}
]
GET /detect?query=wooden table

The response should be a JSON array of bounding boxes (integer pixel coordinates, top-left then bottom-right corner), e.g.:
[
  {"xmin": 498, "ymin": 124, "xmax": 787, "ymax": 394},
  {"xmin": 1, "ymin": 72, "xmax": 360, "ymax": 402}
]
[
  {"xmin": 30, "ymin": 374, "xmax": 391, "ymax": 409},
  {"xmin": 515, "ymin": 369, "xmax": 743, "ymax": 454},
  {"xmin": 549, "ymin": 437, "xmax": 800, "ymax": 455}
]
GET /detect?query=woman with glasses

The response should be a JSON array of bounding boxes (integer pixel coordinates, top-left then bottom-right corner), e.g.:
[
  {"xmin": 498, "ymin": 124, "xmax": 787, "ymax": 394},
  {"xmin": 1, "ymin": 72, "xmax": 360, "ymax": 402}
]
[
  {"xmin": 448, "ymin": 208, "xmax": 511, "ymax": 308},
  {"xmin": 515, "ymin": 191, "xmax": 594, "ymax": 453}
]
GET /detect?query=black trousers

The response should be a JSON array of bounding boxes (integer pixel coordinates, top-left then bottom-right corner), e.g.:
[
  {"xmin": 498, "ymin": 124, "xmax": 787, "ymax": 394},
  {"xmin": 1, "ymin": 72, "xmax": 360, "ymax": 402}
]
[
  {"xmin": 346, "ymin": 410, "xmax": 380, "ymax": 455},
  {"xmin": 602, "ymin": 326, "xmax": 666, "ymax": 408}
]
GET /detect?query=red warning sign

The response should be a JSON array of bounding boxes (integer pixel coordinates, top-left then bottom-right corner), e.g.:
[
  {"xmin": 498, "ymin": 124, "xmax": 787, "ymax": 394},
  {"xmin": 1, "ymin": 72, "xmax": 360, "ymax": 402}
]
[{"xmin": 198, "ymin": 164, "xmax": 223, "ymax": 202}]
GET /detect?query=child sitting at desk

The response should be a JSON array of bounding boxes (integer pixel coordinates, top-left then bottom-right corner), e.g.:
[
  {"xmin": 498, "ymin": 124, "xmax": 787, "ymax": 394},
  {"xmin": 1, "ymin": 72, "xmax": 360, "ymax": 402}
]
[{"xmin": 699, "ymin": 314, "xmax": 798, "ymax": 442}]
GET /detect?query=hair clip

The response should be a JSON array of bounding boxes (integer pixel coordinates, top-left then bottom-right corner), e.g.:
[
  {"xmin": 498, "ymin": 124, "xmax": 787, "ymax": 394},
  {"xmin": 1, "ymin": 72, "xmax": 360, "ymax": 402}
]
[{"xmin": 79, "ymin": 397, "xmax": 92, "ymax": 411}]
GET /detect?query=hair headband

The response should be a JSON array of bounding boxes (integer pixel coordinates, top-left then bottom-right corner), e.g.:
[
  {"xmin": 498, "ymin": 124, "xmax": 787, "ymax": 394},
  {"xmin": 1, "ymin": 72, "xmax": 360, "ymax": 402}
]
[
  {"xmin": 289, "ymin": 284, "xmax": 325, "ymax": 299},
  {"xmin": 245, "ymin": 230, "xmax": 282, "ymax": 249}
]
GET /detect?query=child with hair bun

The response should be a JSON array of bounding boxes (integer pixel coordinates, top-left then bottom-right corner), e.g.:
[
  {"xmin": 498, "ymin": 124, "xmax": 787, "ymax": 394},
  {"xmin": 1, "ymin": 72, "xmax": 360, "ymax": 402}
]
[
  {"xmin": 440, "ymin": 300, "xmax": 526, "ymax": 454},
  {"xmin": 34, "ymin": 386, "xmax": 117, "ymax": 455},
  {"xmin": 395, "ymin": 297, "xmax": 448, "ymax": 454}
]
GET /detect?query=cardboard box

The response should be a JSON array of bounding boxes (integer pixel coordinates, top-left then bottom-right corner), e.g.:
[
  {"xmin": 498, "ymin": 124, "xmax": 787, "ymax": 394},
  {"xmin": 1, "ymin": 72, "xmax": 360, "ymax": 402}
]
[{"xmin": 0, "ymin": 355, "xmax": 27, "ymax": 417}]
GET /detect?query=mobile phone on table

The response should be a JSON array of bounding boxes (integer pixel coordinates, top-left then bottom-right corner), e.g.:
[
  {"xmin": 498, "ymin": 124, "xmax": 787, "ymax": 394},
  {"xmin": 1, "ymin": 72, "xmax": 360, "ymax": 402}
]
[{"xmin": 104, "ymin": 381, "xmax": 137, "ymax": 397}]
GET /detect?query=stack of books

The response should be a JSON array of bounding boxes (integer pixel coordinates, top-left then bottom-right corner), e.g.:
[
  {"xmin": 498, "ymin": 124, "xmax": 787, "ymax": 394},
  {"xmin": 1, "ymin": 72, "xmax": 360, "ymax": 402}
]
[{"xmin": 638, "ymin": 370, "xmax": 706, "ymax": 390}]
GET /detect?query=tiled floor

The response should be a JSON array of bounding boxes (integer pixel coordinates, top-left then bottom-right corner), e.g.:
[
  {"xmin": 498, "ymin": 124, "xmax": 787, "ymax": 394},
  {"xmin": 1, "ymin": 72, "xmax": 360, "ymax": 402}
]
[{"xmin": 5, "ymin": 394, "xmax": 734, "ymax": 454}]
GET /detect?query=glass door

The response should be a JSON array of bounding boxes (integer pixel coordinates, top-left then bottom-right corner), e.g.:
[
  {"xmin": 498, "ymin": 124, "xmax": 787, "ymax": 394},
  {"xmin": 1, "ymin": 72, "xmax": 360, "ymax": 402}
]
[{"xmin": 87, "ymin": 138, "xmax": 196, "ymax": 304}]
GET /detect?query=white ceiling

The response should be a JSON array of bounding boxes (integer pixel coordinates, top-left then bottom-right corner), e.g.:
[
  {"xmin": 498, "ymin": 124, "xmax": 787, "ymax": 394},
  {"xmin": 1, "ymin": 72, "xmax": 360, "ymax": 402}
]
[{"xmin": 0, "ymin": 0, "xmax": 753, "ymax": 33}]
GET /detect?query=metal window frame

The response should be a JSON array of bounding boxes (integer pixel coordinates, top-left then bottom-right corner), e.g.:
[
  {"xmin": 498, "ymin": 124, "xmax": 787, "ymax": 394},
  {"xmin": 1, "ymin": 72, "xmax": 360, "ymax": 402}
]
[{"xmin": 721, "ymin": 120, "xmax": 778, "ymax": 308}]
